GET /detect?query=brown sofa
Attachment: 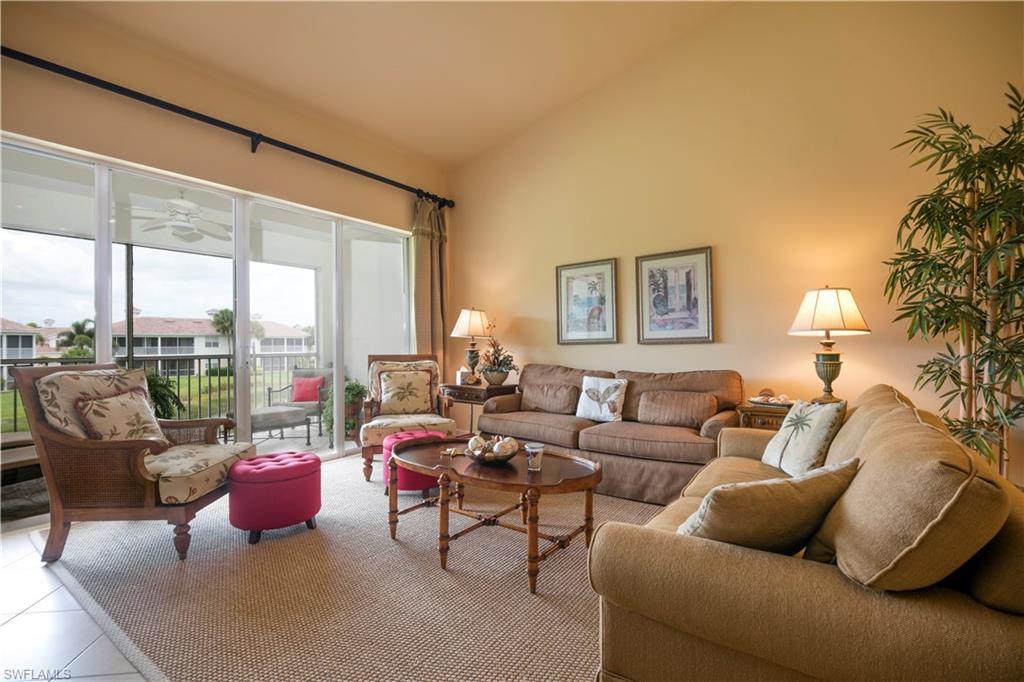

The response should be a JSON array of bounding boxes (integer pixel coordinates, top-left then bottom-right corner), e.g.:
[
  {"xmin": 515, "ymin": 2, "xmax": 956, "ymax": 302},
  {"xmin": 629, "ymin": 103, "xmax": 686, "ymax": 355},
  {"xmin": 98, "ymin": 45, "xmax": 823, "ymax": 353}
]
[
  {"xmin": 478, "ymin": 363, "xmax": 743, "ymax": 504},
  {"xmin": 589, "ymin": 384, "xmax": 1024, "ymax": 681}
]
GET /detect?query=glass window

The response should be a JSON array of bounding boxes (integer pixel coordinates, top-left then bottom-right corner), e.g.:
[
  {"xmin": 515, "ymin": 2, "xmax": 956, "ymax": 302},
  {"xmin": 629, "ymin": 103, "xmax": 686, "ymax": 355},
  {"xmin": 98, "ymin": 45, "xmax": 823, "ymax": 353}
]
[{"xmin": 205, "ymin": 337, "xmax": 219, "ymax": 348}]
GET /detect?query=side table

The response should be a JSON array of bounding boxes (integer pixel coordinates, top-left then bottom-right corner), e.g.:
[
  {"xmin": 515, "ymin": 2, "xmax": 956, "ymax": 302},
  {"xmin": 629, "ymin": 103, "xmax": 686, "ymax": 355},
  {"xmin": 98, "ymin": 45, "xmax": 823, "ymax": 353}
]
[
  {"xmin": 737, "ymin": 401, "xmax": 791, "ymax": 431},
  {"xmin": 439, "ymin": 383, "xmax": 517, "ymax": 431}
]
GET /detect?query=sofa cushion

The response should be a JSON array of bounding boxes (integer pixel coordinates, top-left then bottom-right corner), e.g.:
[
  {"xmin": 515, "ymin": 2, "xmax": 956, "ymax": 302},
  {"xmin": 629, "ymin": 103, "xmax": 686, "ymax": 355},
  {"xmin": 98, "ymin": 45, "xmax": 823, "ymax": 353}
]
[
  {"xmin": 359, "ymin": 413, "xmax": 456, "ymax": 448},
  {"xmin": 638, "ymin": 390, "xmax": 717, "ymax": 429},
  {"xmin": 682, "ymin": 457, "xmax": 787, "ymax": 499},
  {"xmin": 645, "ymin": 496, "xmax": 701, "ymax": 533},
  {"xmin": 678, "ymin": 459, "xmax": 859, "ymax": 555},
  {"xmin": 37, "ymin": 368, "xmax": 149, "ymax": 439},
  {"xmin": 577, "ymin": 376, "xmax": 628, "ymax": 422},
  {"xmin": 519, "ymin": 363, "xmax": 614, "ymax": 390},
  {"xmin": 477, "ymin": 411, "xmax": 596, "ymax": 449},
  {"xmin": 825, "ymin": 384, "xmax": 909, "ymax": 465},
  {"xmin": 578, "ymin": 421, "xmax": 716, "ymax": 464},
  {"xmin": 615, "ymin": 369, "xmax": 743, "ymax": 421},
  {"xmin": 521, "ymin": 384, "xmax": 579, "ymax": 414},
  {"xmin": 804, "ymin": 406, "xmax": 1010, "ymax": 591},
  {"xmin": 144, "ymin": 441, "xmax": 255, "ymax": 504},
  {"xmin": 762, "ymin": 400, "xmax": 846, "ymax": 476},
  {"xmin": 958, "ymin": 479, "xmax": 1024, "ymax": 615}
]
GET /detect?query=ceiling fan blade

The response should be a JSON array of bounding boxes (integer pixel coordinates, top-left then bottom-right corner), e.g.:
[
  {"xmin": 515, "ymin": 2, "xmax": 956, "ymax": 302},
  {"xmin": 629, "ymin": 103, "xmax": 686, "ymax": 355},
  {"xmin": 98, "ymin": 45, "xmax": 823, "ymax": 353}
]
[
  {"xmin": 139, "ymin": 218, "xmax": 169, "ymax": 231},
  {"xmin": 196, "ymin": 221, "xmax": 232, "ymax": 240},
  {"xmin": 174, "ymin": 231, "xmax": 204, "ymax": 243},
  {"xmin": 128, "ymin": 209, "xmax": 166, "ymax": 219}
]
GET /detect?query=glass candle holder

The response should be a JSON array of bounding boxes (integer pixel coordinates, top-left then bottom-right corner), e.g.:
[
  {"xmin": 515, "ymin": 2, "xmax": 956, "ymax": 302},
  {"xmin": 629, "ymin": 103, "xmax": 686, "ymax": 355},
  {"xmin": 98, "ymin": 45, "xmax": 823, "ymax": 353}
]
[{"xmin": 525, "ymin": 442, "xmax": 545, "ymax": 471}]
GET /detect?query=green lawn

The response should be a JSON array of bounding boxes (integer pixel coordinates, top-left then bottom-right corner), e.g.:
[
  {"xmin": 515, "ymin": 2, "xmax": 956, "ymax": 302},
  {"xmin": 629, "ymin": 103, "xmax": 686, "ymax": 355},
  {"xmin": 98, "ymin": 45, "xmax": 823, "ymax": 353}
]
[{"xmin": 0, "ymin": 367, "xmax": 313, "ymax": 433}]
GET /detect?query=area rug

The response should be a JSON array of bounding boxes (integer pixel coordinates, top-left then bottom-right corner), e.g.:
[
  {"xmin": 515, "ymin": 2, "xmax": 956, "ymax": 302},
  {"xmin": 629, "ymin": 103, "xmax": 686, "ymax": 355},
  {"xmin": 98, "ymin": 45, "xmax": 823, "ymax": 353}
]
[{"xmin": 38, "ymin": 455, "xmax": 660, "ymax": 681}]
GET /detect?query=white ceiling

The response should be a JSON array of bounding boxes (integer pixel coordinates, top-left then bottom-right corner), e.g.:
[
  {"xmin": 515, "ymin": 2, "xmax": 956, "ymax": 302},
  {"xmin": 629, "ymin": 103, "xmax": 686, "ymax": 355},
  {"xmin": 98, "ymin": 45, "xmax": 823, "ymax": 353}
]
[{"xmin": 58, "ymin": 2, "xmax": 723, "ymax": 169}]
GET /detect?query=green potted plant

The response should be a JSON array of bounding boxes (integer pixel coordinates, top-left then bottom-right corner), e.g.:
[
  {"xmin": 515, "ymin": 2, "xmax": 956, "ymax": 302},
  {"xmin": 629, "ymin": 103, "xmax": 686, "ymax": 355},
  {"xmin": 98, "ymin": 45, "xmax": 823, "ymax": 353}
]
[
  {"xmin": 885, "ymin": 84, "xmax": 1023, "ymax": 476},
  {"xmin": 323, "ymin": 376, "xmax": 368, "ymax": 443},
  {"xmin": 478, "ymin": 338, "xmax": 519, "ymax": 386},
  {"xmin": 145, "ymin": 371, "xmax": 185, "ymax": 419}
]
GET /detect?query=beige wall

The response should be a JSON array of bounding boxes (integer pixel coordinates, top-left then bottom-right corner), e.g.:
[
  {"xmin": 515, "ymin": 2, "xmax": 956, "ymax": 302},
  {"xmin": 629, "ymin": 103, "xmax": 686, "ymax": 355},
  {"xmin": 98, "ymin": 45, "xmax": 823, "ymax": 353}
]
[
  {"xmin": 0, "ymin": 3, "xmax": 448, "ymax": 230},
  {"xmin": 449, "ymin": 2, "xmax": 1024, "ymax": 479}
]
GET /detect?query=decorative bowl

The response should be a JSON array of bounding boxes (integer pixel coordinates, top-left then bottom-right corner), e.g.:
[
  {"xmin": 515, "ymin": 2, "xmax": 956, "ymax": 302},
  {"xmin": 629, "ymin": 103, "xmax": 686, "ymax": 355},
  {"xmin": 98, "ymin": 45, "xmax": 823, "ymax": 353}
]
[{"xmin": 464, "ymin": 447, "xmax": 518, "ymax": 465}]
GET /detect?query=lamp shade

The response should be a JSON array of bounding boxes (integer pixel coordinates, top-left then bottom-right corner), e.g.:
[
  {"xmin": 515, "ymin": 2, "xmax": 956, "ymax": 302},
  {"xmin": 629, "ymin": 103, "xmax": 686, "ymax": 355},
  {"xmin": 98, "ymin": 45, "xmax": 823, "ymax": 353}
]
[
  {"xmin": 788, "ymin": 287, "xmax": 870, "ymax": 336},
  {"xmin": 450, "ymin": 308, "xmax": 492, "ymax": 338}
]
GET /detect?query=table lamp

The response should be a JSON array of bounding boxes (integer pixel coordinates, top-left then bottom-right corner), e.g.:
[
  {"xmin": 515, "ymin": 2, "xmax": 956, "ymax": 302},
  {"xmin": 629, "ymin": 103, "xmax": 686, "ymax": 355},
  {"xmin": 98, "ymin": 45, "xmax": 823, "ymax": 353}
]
[
  {"xmin": 788, "ymin": 286, "xmax": 870, "ymax": 403},
  {"xmin": 450, "ymin": 308, "xmax": 492, "ymax": 385}
]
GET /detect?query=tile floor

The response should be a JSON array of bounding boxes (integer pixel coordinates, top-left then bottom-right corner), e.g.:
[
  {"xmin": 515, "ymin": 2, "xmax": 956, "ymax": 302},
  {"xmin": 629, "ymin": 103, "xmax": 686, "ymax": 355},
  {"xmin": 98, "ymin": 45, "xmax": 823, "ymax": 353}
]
[{"xmin": 1, "ymin": 519, "xmax": 147, "ymax": 681}]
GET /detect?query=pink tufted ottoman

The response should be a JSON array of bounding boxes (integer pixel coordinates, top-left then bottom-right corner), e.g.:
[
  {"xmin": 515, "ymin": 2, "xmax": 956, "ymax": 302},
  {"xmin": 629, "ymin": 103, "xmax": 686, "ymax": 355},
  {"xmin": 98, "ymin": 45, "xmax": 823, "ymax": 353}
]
[
  {"xmin": 383, "ymin": 431, "xmax": 446, "ymax": 496},
  {"xmin": 229, "ymin": 451, "xmax": 321, "ymax": 544}
]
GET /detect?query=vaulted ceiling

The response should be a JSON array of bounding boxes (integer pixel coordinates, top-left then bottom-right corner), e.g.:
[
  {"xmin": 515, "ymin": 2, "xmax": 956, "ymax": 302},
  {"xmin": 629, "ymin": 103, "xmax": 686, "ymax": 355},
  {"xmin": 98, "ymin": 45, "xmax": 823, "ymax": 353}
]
[{"xmin": 53, "ymin": 2, "xmax": 724, "ymax": 168}]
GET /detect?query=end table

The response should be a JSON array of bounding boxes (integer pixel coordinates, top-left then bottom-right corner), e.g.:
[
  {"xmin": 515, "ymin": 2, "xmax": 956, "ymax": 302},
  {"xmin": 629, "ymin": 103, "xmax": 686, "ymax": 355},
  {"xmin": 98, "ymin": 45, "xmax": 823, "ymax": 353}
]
[
  {"xmin": 737, "ymin": 401, "xmax": 791, "ymax": 431},
  {"xmin": 439, "ymin": 383, "xmax": 517, "ymax": 431}
]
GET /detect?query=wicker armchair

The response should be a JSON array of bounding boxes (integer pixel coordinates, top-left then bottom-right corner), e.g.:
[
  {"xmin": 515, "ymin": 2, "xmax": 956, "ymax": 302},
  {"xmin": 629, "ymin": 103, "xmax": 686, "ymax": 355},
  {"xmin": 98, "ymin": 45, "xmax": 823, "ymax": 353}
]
[
  {"xmin": 360, "ymin": 354, "xmax": 455, "ymax": 482},
  {"xmin": 12, "ymin": 364, "xmax": 252, "ymax": 562}
]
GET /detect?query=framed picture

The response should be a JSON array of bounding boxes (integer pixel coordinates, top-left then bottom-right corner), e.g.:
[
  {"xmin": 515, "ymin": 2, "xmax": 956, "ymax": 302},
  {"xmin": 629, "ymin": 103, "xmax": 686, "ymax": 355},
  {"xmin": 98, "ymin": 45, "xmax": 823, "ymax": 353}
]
[
  {"xmin": 556, "ymin": 258, "xmax": 618, "ymax": 344},
  {"xmin": 636, "ymin": 247, "xmax": 713, "ymax": 344}
]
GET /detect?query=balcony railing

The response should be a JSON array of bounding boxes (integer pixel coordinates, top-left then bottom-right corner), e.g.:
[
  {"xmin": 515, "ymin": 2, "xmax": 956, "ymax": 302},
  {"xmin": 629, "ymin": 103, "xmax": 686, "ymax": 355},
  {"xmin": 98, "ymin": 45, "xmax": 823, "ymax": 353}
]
[{"xmin": 1, "ymin": 351, "xmax": 325, "ymax": 433}]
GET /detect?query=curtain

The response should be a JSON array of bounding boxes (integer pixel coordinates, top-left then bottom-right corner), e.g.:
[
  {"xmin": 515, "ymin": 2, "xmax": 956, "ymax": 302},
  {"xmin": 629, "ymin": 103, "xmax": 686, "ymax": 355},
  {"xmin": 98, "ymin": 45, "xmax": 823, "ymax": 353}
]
[{"xmin": 411, "ymin": 197, "xmax": 449, "ymax": 377}]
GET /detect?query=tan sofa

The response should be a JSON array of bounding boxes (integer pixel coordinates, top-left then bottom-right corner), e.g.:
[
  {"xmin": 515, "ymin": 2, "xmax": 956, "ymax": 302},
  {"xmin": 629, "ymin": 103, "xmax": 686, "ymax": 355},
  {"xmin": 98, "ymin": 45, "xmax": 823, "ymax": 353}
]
[
  {"xmin": 589, "ymin": 385, "xmax": 1024, "ymax": 681},
  {"xmin": 478, "ymin": 364, "xmax": 743, "ymax": 504}
]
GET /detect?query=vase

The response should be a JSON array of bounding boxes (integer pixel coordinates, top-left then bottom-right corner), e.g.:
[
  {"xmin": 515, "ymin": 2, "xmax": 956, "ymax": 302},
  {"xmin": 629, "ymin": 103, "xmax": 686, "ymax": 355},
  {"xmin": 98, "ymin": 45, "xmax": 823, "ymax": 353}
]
[{"xmin": 482, "ymin": 370, "xmax": 508, "ymax": 386}]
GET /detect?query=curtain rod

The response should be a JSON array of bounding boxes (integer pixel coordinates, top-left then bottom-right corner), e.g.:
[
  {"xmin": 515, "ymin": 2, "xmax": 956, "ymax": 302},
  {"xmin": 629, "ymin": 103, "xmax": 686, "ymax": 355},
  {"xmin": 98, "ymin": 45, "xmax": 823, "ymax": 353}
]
[{"xmin": 1, "ymin": 46, "xmax": 455, "ymax": 209}]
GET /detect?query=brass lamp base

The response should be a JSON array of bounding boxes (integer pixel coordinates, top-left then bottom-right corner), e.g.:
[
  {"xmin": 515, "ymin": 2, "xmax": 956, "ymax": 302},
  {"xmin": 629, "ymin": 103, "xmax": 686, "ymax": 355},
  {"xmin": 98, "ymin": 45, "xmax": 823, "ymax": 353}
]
[{"xmin": 812, "ymin": 350, "xmax": 842, "ymax": 404}]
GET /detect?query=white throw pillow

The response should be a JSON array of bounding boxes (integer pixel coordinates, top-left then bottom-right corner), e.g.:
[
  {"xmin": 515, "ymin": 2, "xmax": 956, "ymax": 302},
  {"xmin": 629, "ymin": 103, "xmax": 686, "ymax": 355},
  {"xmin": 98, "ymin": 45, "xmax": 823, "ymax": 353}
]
[
  {"xmin": 576, "ymin": 376, "xmax": 628, "ymax": 422},
  {"xmin": 762, "ymin": 400, "xmax": 846, "ymax": 476}
]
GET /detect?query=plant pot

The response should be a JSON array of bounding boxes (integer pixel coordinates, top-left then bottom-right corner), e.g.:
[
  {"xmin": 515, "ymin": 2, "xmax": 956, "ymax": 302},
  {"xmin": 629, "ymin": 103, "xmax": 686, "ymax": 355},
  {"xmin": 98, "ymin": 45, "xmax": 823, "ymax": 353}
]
[
  {"xmin": 344, "ymin": 401, "xmax": 361, "ymax": 441},
  {"xmin": 482, "ymin": 370, "xmax": 508, "ymax": 386}
]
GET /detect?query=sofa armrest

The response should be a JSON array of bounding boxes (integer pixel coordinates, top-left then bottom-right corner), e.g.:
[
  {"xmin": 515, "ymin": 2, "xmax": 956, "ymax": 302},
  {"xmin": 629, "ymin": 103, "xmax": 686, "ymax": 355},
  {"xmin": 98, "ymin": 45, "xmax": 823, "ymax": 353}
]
[
  {"xmin": 589, "ymin": 522, "xmax": 1023, "ymax": 681},
  {"xmin": 483, "ymin": 393, "xmax": 522, "ymax": 414},
  {"xmin": 699, "ymin": 410, "xmax": 738, "ymax": 441},
  {"xmin": 717, "ymin": 427, "xmax": 774, "ymax": 459}
]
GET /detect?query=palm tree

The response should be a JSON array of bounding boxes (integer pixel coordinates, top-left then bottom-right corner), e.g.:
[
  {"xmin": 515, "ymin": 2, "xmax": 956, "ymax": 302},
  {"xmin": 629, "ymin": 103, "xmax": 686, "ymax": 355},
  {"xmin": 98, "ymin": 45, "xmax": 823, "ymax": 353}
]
[{"xmin": 56, "ymin": 319, "xmax": 95, "ymax": 350}]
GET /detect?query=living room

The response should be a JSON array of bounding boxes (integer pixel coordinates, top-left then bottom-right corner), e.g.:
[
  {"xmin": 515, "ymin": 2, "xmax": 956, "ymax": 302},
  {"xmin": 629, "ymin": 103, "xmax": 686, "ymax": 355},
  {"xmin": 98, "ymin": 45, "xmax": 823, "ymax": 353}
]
[{"xmin": 1, "ymin": 2, "xmax": 1021, "ymax": 681}]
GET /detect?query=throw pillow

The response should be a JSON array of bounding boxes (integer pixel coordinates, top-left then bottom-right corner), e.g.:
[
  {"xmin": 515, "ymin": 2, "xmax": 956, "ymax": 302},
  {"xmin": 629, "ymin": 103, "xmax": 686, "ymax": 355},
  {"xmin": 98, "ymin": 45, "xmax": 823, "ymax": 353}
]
[
  {"xmin": 292, "ymin": 376, "xmax": 325, "ymax": 402},
  {"xmin": 576, "ymin": 376, "xmax": 628, "ymax": 422},
  {"xmin": 379, "ymin": 370, "xmax": 433, "ymax": 415},
  {"xmin": 677, "ymin": 458, "xmax": 860, "ymax": 555},
  {"xmin": 521, "ymin": 384, "xmax": 580, "ymax": 415},
  {"xmin": 37, "ymin": 368, "xmax": 150, "ymax": 438},
  {"xmin": 762, "ymin": 400, "xmax": 846, "ymax": 476},
  {"xmin": 75, "ymin": 387, "xmax": 167, "ymax": 444},
  {"xmin": 637, "ymin": 390, "xmax": 718, "ymax": 429}
]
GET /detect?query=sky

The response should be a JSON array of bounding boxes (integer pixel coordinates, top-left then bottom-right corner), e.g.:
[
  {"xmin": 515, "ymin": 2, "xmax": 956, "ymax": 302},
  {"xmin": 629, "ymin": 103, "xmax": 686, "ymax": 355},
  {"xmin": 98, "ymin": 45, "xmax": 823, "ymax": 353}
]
[{"xmin": 1, "ymin": 229, "xmax": 316, "ymax": 328}]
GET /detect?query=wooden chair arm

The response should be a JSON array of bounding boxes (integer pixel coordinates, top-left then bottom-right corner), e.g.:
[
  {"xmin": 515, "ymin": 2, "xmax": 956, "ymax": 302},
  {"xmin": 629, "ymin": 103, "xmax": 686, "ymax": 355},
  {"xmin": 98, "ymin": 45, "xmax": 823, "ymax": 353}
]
[
  {"xmin": 362, "ymin": 398, "xmax": 379, "ymax": 422},
  {"xmin": 159, "ymin": 418, "xmax": 234, "ymax": 445},
  {"xmin": 32, "ymin": 424, "xmax": 165, "ymax": 493}
]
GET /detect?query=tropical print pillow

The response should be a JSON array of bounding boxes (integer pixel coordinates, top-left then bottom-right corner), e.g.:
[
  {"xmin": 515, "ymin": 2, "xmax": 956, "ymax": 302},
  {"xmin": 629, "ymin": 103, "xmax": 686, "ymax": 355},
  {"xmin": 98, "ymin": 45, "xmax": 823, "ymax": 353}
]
[
  {"xmin": 379, "ymin": 370, "xmax": 433, "ymax": 415},
  {"xmin": 75, "ymin": 387, "xmax": 167, "ymax": 444},
  {"xmin": 368, "ymin": 360, "xmax": 439, "ymax": 403},
  {"xmin": 762, "ymin": 400, "xmax": 846, "ymax": 476},
  {"xmin": 576, "ymin": 376, "xmax": 628, "ymax": 422},
  {"xmin": 37, "ymin": 368, "xmax": 150, "ymax": 438}
]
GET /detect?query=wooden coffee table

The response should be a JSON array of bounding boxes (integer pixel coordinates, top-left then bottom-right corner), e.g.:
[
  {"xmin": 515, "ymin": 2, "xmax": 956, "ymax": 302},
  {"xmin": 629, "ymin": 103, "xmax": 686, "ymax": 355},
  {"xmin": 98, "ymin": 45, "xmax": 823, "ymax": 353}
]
[{"xmin": 388, "ymin": 437, "xmax": 602, "ymax": 593}]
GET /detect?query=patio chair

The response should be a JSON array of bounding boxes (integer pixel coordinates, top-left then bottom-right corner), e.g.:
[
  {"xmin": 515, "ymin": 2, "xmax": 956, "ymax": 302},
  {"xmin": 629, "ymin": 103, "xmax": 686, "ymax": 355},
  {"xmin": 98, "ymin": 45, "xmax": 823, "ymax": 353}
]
[
  {"xmin": 267, "ymin": 367, "xmax": 331, "ymax": 438},
  {"xmin": 11, "ymin": 364, "xmax": 255, "ymax": 562},
  {"xmin": 360, "ymin": 354, "xmax": 456, "ymax": 482}
]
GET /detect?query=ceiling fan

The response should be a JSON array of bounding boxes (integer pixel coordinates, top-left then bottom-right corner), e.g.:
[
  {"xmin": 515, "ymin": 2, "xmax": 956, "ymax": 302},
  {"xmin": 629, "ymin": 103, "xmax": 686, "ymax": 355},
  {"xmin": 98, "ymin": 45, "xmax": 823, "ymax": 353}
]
[{"xmin": 132, "ymin": 192, "xmax": 232, "ymax": 243}]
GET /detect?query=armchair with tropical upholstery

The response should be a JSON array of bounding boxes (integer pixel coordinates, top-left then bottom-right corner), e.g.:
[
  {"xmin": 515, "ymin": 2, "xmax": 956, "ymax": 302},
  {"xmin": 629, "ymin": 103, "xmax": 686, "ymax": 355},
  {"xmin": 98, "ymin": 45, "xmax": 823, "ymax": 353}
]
[
  {"xmin": 359, "ymin": 354, "xmax": 455, "ymax": 482},
  {"xmin": 267, "ymin": 367, "xmax": 332, "ymax": 438},
  {"xmin": 12, "ymin": 364, "xmax": 255, "ymax": 562}
]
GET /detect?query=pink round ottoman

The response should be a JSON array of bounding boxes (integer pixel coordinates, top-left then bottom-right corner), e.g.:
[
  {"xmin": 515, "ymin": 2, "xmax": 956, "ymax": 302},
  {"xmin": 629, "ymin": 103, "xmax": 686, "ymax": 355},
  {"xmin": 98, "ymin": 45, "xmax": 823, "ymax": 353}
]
[
  {"xmin": 383, "ymin": 431, "xmax": 446, "ymax": 495},
  {"xmin": 229, "ymin": 451, "xmax": 321, "ymax": 544}
]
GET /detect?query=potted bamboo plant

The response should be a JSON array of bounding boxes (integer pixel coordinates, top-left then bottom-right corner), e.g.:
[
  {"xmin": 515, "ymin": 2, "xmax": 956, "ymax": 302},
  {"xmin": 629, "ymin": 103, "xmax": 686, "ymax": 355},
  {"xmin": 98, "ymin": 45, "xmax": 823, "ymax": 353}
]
[{"xmin": 885, "ymin": 84, "xmax": 1023, "ymax": 475}]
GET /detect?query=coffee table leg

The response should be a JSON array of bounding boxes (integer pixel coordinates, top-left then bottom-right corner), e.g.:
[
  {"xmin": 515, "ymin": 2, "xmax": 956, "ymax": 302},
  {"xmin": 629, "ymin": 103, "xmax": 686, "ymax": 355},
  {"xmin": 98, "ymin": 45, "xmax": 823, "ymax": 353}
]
[
  {"xmin": 520, "ymin": 492, "xmax": 528, "ymax": 524},
  {"xmin": 585, "ymin": 487, "xmax": 594, "ymax": 548},
  {"xmin": 456, "ymin": 482, "xmax": 465, "ymax": 510},
  {"xmin": 388, "ymin": 457, "xmax": 399, "ymax": 540},
  {"xmin": 439, "ymin": 473, "xmax": 451, "ymax": 569},
  {"xmin": 526, "ymin": 487, "xmax": 540, "ymax": 594}
]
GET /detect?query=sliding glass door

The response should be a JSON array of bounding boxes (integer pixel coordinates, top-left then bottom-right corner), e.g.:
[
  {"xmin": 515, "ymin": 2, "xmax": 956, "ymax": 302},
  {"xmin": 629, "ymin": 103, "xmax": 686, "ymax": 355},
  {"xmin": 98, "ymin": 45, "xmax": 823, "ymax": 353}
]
[{"xmin": 1, "ymin": 137, "xmax": 411, "ymax": 452}]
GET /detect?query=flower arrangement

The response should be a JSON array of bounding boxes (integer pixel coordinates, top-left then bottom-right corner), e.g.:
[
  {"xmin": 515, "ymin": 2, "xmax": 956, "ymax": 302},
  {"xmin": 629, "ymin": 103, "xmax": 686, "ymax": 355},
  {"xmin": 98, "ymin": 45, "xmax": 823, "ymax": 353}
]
[{"xmin": 479, "ymin": 338, "xmax": 519, "ymax": 374}]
